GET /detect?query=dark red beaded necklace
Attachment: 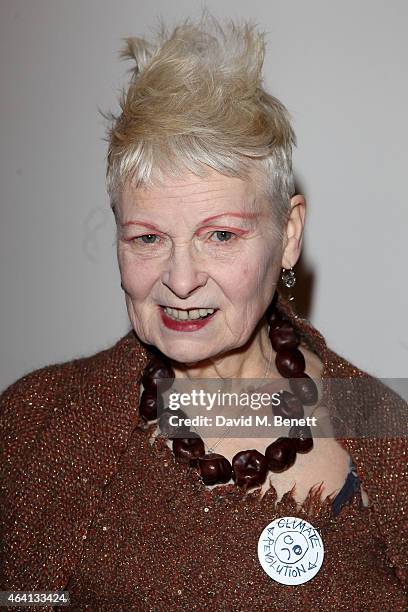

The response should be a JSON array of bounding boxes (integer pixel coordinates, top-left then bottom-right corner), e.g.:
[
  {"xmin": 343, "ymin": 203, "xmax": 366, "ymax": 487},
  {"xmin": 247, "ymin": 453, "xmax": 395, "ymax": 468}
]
[{"xmin": 139, "ymin": 307, "xmax": 318, "ymax": 489}]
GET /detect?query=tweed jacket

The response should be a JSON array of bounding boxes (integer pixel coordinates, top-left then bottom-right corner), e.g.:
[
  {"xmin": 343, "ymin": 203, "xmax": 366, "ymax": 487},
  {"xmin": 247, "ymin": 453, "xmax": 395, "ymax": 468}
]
[{"xmin": 0, "ymin": 293, "xmax": 407, "ymax": 610}]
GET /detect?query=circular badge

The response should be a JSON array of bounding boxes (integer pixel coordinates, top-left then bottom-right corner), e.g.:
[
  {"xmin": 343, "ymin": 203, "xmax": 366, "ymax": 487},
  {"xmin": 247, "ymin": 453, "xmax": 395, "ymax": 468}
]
[{"xmin": 257, "ymin": 516, "xmax": 324, "ymax": 585}]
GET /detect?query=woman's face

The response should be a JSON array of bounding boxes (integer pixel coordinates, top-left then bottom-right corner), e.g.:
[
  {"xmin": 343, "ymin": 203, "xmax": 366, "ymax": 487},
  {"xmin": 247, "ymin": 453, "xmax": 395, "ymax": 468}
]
[{"xmin": 116, "ymin": 168, "xmax": 285, "ymax": 364}]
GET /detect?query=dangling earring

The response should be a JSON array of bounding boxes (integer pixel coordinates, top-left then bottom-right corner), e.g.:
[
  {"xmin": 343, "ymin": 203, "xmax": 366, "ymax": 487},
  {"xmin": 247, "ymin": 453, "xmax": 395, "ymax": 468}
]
[
  {"xmin": 280, "ymin": 266, "xmax": 298, "ymax": 317},
  {"xmin": 281, "ymin": 267, "xmax": 296, "ymax": 288}
]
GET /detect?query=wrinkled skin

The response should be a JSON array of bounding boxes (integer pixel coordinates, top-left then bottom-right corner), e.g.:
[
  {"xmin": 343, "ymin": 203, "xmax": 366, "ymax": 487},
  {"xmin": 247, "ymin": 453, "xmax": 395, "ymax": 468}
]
[{"xmin": 115, "ymin": 168, "xmax": 305, "ymax": 379}]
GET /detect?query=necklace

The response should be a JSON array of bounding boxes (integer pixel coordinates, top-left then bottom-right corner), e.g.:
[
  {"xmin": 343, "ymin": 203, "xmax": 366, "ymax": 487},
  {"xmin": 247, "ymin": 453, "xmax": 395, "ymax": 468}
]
[
  {"xmin": 138, "ymin": 305, "xmax": 318, "ymax": 489},
  {"xmin": 204, "ymin": 338, "xmax": 273, "ymax": 454}
]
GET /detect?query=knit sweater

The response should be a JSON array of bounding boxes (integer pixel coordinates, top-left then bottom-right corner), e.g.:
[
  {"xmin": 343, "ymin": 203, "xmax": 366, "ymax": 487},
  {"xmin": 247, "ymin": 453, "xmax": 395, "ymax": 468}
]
[{"xmin": 1, "ymin": 293, "xmax": 407, "ymax": 611}]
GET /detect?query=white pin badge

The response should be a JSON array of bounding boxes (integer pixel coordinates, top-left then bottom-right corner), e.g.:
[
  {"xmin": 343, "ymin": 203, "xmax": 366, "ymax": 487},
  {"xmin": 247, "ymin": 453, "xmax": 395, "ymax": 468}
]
[{"xmin": 257, "ymin": 516, "xmax": 324, "ymax": 585}]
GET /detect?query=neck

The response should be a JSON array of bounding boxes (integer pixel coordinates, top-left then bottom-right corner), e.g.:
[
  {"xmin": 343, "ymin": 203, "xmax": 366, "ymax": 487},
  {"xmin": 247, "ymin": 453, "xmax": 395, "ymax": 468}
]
[{"xmin": 169, "ymin": 315, "xmax": 277, "ymax": 380}]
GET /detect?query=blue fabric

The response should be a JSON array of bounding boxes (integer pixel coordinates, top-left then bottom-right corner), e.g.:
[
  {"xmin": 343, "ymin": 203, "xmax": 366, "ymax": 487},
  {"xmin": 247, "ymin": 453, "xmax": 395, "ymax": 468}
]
[{"xmin": 331, "ymin": 457, "xmax": 361, "ymax": 516}]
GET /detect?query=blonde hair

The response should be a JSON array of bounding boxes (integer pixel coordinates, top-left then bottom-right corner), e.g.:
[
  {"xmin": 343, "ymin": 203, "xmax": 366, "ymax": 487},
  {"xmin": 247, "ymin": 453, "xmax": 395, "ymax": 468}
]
[{"xmin": 103, "ymin": 10, "xmax": 296, "ymax": 231}]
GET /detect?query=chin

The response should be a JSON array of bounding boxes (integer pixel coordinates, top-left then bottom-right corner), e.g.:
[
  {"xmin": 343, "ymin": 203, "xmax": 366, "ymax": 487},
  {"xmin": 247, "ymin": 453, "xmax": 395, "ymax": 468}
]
[{"xmin": 154, "ymin": 341, "xmax": 214, "ymax": 365}]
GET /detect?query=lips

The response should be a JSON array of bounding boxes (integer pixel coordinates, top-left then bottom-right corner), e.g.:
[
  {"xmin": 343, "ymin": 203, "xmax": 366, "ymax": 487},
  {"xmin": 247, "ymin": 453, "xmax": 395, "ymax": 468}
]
[{"xmin": 159, "ymin": 305, "xmax": 218, "ymax": 332}]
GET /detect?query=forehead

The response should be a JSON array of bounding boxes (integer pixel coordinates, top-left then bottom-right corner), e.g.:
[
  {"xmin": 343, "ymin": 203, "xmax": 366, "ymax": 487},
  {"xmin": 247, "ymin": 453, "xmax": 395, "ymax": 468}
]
[{"xmin": 119, "ymin": 168, "xmax": 263, "ymax": 215}]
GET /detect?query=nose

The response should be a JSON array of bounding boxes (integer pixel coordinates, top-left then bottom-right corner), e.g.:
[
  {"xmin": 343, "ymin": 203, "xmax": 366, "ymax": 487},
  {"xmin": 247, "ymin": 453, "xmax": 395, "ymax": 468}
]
[{"xmin": 161, "ymin": 243, "xmax": 209, "ymax": 299}]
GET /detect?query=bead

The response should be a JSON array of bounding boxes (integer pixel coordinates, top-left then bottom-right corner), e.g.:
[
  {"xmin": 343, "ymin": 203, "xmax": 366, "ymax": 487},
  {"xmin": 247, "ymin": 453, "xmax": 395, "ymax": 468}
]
[
  {"xmin": 197, "ymin": 453, "xmax": 232, "ymax": 485},
  {"xmin": 275, "ymin": 347, "xmax": 305, "ymax": 377},
  {"xmin": 158, "ymin": 408, "xmax": 190, "ymax": 438},
  {"xmin": 142, "ymin": 358, "xmax": 175, "ymax": 392},
  {"xmin": 269, "ymin": 321, "xmax": 300, "ymax": 351},
  {"xmin": 289, "ymin": 425, "xmax": 314, "ymax": 453},
  {"xmin": 289, "ymin": 372, "xmax": 318, "ymax": 406},
  {"xmin": 231, "ymin": 449, "xmax": 268, "ymax": 487},
  {"xmin": 265, "ymin": 437, "xmax": 297, "ymax": 472},
  {"xmin": 172, "ymin": 434, "xmax": 205, "ymax": 465},
  {"xmin": 139, "ymin": 389, "xmax": 164, "ymax": 421},
  {"xmin": 273, "ymin": 390, "xmax": 304, "ymax": 419},
  {"xmin": 269, "ymin": 312, "xmax": 285, "ymax": 331}
]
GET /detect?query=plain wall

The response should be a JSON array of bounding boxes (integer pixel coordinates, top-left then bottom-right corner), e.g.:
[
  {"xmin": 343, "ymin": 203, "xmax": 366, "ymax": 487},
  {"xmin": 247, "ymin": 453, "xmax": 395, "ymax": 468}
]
[{"xmin": 1, "ymin": 0, "xmax": 407, "ymax": 393}]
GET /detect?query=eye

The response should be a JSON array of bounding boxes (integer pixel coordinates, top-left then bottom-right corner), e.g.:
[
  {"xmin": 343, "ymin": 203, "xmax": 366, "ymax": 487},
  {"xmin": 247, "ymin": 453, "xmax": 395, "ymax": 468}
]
[
  {"xmin": 209, "ymin": 230, "xmax": 236, "ymax": 243},
  {"xmin": 135, "ymin": 234, "xmax": 160, "ymax": 245}
]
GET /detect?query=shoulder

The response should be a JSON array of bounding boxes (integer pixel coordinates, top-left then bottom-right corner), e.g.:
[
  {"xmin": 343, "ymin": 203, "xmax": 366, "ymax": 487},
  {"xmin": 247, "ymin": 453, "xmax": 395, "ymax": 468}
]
[
  {"xmin": 0, "ymin": 360, "xmax": 76, "ymax": 470},
  {"xmin": 0, "ymin": 330, "xmax": 148, "ymax": 472},
  {"xmin": 0, "ymin": 329, "xmax": 145, "ymax": 405}
]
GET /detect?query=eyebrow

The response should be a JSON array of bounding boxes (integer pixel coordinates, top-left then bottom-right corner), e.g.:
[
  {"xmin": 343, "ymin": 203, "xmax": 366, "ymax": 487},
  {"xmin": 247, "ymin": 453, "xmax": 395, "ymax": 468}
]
[
  {"xmin": 122, "ymin": 220, "xmax": 161, "ymax": 230},
  {"xmin": 200, "ymin": 212, "xmax": 260, "ymax": 223},
  {"xmin": 121, "ymin": 212, "xmax": 260, "ymax": 230}
]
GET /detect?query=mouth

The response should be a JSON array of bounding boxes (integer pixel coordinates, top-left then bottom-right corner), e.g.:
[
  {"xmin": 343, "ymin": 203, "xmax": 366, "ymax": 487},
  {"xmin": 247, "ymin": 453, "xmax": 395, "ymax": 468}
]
[
  {"xmin": 158, "ymin": 305, "xmax": 219, "ymax": 331},
  {"xmin": 159, "ymin": 305, "xmax": 219, "ymax": 322}
]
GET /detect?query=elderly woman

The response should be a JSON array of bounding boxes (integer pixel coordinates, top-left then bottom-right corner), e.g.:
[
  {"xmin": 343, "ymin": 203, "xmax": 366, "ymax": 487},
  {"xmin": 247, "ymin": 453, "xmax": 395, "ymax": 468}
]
[{"xmin": 1, "ymin": 13, "xmax": 407, "ymax": 611}]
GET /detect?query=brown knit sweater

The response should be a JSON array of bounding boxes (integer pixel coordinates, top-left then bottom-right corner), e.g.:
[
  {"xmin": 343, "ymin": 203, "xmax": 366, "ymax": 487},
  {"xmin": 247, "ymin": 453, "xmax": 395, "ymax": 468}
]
[{"xmin": 1, "ymin": 293, "xmax": 407, "ymax": 611}]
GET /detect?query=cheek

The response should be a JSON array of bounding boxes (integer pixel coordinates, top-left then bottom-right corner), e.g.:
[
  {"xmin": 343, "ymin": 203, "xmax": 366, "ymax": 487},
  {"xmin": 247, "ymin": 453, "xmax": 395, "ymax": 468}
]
[
  {"xmin": 118, "ymin": 250, "xmax": 158, "ymax": 298},
  {"xmin": 231, "ymin": 264, "xmax": 253, "ymax": 293},
  {"xmin": 222, "ymin": 251, "xmax": 277, "ymax": 301},
  {"xmin": 215, "ymin": 250, "xmax": 279, "ymax": 332}
]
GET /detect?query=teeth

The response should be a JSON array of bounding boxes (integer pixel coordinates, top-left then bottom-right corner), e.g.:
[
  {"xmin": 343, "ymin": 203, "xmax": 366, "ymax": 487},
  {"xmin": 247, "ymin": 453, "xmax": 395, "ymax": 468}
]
[
  {"xmin": 164, "ymin": 307, "xmax": 215, "ymax": 321},
  {"xmin": 186, "ymin": 309, "xmax": 200, "ymax": 320}
]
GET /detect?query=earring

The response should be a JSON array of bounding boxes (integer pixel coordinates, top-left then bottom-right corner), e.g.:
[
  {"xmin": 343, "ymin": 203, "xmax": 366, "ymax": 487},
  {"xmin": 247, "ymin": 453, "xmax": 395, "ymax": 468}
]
[{"xmin": 281, "ymin": 267, "xmax": 296, "ymax": 288}]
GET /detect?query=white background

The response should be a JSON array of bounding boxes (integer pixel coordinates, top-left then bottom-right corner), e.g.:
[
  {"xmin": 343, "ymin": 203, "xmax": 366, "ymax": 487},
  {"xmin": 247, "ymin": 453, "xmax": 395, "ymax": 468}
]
[{"xmin": 1, "ymin": 0, "xmax": 407, "ymax": 392}]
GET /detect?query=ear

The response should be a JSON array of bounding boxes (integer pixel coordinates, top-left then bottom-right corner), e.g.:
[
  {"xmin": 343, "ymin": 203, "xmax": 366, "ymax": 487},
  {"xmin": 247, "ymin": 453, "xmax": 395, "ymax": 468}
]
[{"xmin": 281, "ymin": 194, "xmax": 306, "ymax": 269}]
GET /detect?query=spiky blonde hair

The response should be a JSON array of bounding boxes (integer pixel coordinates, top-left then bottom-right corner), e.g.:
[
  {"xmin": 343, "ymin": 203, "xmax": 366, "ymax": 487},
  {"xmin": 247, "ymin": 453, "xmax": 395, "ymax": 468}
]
[{"xmin": 103, "ymin": 11, "xmax": 296, "ymax": 230}]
